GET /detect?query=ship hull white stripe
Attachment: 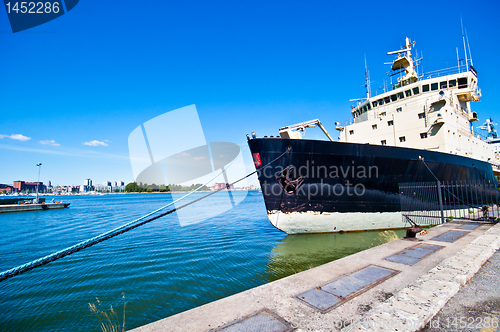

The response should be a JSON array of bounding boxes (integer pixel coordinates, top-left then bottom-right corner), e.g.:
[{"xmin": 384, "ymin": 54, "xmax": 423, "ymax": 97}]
[{"xmin": 268, "ymin": 210, "xmax": 408, "ymax": 234}]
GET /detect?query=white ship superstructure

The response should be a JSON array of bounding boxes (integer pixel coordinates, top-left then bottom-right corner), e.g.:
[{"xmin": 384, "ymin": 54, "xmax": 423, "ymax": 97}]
[{"xmin": 338, "ymin": 38, "xmax": 499, "ymax": 173}]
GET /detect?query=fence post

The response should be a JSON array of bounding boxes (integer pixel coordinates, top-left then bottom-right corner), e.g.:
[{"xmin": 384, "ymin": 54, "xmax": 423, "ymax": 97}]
[{"xmin": 437, "ymin": 180, "xmax": 444, "ymax": 224}]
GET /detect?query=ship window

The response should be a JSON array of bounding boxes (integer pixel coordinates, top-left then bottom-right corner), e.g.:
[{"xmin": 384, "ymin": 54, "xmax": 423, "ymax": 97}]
[
  {"xmin": 431, "ymin": 83, "xmax": 438, "ymax": 91},
  {"xmin": 440, "ymin": 81, "xmax": 447, "ymax": 89},
  {"xmin": 413, "ymin": 86, "xmax": 420, "ymax": 95},
  {"xmin": 397, "ymin": 92, "xmax": 404, "ymax": 99},
  {"xmin": 363, "ymin": 106, "xmax": 367, "ymax": 113},
  {"xmin": 396, "ymin": 107, "xmax": 402, "ymax": 112},
  {"xmin": 422, "ymin": 84, "xmax": 430, "ymax": 92},
  {"xmin": 399, "ymin": 136, "xmax": 406, "ymax": 142},
  {"xmin": 458, "ymin": 77, "xmax": 468, "ymax": 89},
  {"xmin": 418, "ymin": 112, "xmax": 426, "ymax": 119},
  {"xmin": 372, "ymin": 124, "xmax": 378, "ymax": 130},
  {"xmin": 384, "ymin": 96, "xmax": 391, "ymax": 104},
  {"xmin": 449, "ymin": 79, "xmax": 457, "ymax": 87},
  {"xmin": 405, "ymin": 89, "xmax": 412, "ymax": 97},
  {"xmin": 349, "ymin": 130, "xmax": 354, "ymax": 135},
  {"xmin": 378, "ymin": 99, "xmax": 384, "ymax": 106},
  {"xmin": 391, "ymin": 94, "xmax": 398, "ymax": 102},
  {"xmin": 381, "ymin": 140, "xmax": 387, "ymax": 145},
  {"xmin": 367, "ymin": 103, "xmax": 371, "ymax": 110},
  {"xmin": 380, "ymin": 111, "xmax": 386, "ymax": 116},
  {"xmin": 420, "ymin": 133, "xmax": 428, "ymax": 139},
  {"xmin": 388, "ymin": 120, "xmax": 394, "ymax": 126},
  {"xmin": 372, "ymin": 101, "xmax": 378, "ymax": 108}
]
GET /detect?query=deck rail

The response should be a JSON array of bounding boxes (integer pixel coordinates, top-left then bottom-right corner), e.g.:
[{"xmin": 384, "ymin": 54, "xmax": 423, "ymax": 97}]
[
  {"xmin": 419, "ymin": 64, "xmax": 472, "ymax": 80},
  {"xmin": 399, "ymin": 180, "xmax": 500, "ymax": 226}
]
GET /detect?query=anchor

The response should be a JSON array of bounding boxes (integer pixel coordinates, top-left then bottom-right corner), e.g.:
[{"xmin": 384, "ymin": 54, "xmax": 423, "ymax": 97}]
[{"xmin": 277, "ymin": 165, "xmax": 304, "ymax": 194}]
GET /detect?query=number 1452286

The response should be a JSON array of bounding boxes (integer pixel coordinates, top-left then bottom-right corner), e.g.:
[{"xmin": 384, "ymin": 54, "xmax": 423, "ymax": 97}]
[{"xmin": 5, "ymin": 2, "xmax": 60, "ymax": 14}]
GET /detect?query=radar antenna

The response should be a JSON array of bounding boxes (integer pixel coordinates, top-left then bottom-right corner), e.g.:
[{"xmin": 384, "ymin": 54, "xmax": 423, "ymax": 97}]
[
  {"xmin": 364, "ymin": 55, "xmax": 371, "ymax": 99},
  {"xmin": 385, "ymin": 37, "xmax": 418, "ymax": 87},
  {"xmin": 465, "ymin": 28, "xmax": 473, "ymax": 67},
  {"xmin": 461, "ymin": 17, "xmax": 469, "ymax": 69}
]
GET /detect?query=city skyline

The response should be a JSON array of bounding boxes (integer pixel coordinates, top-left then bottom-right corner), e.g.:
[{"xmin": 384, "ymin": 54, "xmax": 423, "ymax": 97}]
[{"xmin": 1, "ymin": 0, "xmax": 500, "ymax": 186}]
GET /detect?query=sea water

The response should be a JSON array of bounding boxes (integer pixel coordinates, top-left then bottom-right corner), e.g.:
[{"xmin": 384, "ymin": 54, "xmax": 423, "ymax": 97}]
[{"xmin": 0, "ymin": 192, "xmax": 405, "ymax": 331}]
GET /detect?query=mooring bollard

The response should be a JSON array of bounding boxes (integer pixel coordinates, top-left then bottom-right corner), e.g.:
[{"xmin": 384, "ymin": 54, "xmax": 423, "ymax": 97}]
[{"xmin": 405, "ymin": 227, "xmax": 422, "ymax": 238}]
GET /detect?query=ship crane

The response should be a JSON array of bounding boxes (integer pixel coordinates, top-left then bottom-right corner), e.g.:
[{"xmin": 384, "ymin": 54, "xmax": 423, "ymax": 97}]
[
  {"xmin": 279, "ymin": 119, "xmax": 334, "ymax": 141},
  {"xmin": 477, "ymin": 118, "xmax": 498, "ymax": 139}
]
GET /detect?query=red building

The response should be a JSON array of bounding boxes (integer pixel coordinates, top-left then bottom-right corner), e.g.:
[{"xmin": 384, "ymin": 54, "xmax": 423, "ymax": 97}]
[
  {"xmin": 212, "ymin": 182, "xmax": 234, "ymax": 190},
  {"xmin": 0, "ymin": 184, "xmax": 13, "ymax": 193},
  {"xmin": 13, "ymin": 181, "xmax": 46, "ymax": 192}
]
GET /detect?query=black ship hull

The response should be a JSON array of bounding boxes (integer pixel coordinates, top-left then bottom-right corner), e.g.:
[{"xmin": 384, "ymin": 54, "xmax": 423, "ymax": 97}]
[{"xmin": 248, "ymin": 138, "xmax": 497, "ymax": 233}]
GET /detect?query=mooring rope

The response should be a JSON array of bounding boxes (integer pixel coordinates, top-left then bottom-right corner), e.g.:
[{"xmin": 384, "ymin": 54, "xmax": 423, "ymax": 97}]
[
  {"xmin": 0, "ymin": 146, "xmax": 289, "ymax": 282},
  {"xmin": 472, "ymin": 164, "xmax": 497, "ymax": 185}
]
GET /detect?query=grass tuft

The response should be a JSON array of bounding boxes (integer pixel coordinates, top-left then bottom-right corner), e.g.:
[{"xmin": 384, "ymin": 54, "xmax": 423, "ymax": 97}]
[
  {"xmin": 379, "ymin": 230, "xmax": 399, "ymax": 243},
  {"xmin": 89, "ymin": 293, "xmax": 126, "ymax": 332}
]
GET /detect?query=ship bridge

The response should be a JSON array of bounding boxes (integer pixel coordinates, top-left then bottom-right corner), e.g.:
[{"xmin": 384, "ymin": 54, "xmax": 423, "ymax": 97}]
[
  {"xmin": 339, "ymin": 38, "xmax": 496, "ymax": 167},
  {"xmin": 351, "ymin": 68, "xmax": 480, "ymax": 123}
]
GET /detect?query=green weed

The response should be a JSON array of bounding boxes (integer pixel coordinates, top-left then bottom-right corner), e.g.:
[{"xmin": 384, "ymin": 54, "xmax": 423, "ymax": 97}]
[{"xmin": 89, "ymin": 293, "xmax": 126, "ymax": 332}]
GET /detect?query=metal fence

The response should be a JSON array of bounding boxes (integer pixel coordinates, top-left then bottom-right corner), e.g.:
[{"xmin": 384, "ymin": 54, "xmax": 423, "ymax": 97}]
[{"xmin": 399, "ymin": 181, "xmax": 500, "ymax": 226}]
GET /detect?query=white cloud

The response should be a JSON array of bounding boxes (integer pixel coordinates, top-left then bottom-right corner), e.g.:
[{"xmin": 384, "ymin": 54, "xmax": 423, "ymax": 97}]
[
  {"xmin": 0, "ymin": 143, "xmax": 129, "ymax": 160},
  {"xmin": 83, "ymin": 140, "xmax": 108, "ymax": 147},
  {"xmin": 0, "ymin": 134, "xmax": 31, "ymax": 141},
  {"xmin": 39, "ymin": 139, "xmax": 61, "ymax": 146}
]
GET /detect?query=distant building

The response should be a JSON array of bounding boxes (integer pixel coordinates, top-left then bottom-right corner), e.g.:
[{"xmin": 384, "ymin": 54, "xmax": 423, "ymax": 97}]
[
  {"xmin": 0, "ymin": 184, "xmax": 13, "ymax": 193},
  {"xmin": 212, "ymin": 182, "xmax": 234, "ymax": 190},
  {"xmin": 104, "ymin": 181, "xmax": 125, "ymax": 192},
  {"xmin": 53, "ymin": 185, "xmax": 79, "ymax": 193},
  {"xmin": 13, "ymin": 181, "xmax": 46, "ymax": 192},
  {"xmin": 80, "ymin": 179, "xmax": 94, "ymax": 192}
]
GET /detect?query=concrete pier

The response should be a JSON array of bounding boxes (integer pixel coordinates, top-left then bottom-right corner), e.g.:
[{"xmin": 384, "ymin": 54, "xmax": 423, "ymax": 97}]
[
  {"xmin": 0, "ymin": 202, "xmax": 69, "ymax": 213},
  {"xmin": 131, "ymin": 221, "xmax": 500, "ymax": 332}
]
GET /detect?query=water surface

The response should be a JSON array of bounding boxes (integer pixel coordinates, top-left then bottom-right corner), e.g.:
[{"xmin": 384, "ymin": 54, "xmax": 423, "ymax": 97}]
[{"xmin": 0, "ymin": 192, "xmax": 404, "ymax": 331}]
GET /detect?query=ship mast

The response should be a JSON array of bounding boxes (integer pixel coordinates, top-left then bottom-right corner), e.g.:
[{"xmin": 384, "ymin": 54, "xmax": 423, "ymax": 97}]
[
  {"xmin": 461, "ymin": 17, "xmax": 469, "ymax": 69},
  {"xmin": 364, "ymin": 55, "xmax": 371, "ymax": 99},
  {"xmin": 386, "ymin": 37, "xmax": 418, "ymax": 87}
]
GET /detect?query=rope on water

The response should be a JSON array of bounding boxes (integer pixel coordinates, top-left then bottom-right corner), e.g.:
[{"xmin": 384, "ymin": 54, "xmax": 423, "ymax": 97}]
[{"xmin": 0, "ymin": 146, "xmax": 289, "ymax": 282}]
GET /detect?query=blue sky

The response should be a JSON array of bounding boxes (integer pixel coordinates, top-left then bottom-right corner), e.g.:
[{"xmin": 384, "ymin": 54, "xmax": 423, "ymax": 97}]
[{"xmin": 1, "ymin": 0, "xmax": 499, "ymax": 187}]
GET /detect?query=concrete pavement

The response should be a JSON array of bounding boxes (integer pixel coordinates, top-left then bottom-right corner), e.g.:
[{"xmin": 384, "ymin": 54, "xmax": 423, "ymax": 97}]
[{"xmin": 419, "ymin": 250, "xmax": 500, "ymax": 332}]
